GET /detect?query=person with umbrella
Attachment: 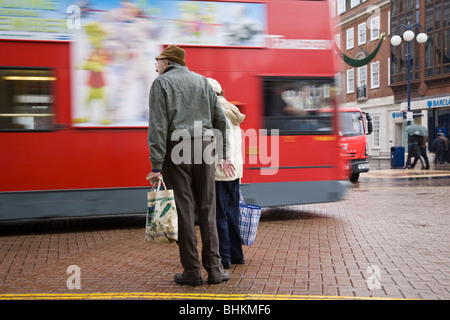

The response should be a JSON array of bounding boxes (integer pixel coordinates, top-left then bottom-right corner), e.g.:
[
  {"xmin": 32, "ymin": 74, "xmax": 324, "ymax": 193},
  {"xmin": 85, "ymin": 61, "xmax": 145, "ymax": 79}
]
[
  {"xmin": 405, "ymin": 134, "xmax": 425, "ymax": 169},
  {"xmin": 405, "ymin": 124, "xmax": 428, "ymax": 170}
]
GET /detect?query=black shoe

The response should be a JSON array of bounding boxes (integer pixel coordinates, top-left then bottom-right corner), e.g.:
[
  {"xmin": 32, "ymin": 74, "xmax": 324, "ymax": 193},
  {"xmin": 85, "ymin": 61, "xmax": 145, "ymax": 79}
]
[
  {"xmin": 222, "ymin": 261, "xmax": 231, "ymax": 269},
  {"xmin": 174, "ymin": 273, "xmax": 203, "ymax": 286},
  {"xmin": 231, "ymin": 259, "xmax": 245, "ymax": 265},
  {"xmin": 208, "ymin": 270, "xmax": 230, "ymax": 284}
]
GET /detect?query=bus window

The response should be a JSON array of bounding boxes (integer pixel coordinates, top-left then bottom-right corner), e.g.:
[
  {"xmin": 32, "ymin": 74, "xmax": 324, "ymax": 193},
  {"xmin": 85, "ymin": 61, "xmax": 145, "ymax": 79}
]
[
  {"xmin": 0, "ymin": 68, "xmax": 55, "ymax": 131},
  {"xmin": 263, "ymin": 77, "xmax": 333, "ymax": 135}
]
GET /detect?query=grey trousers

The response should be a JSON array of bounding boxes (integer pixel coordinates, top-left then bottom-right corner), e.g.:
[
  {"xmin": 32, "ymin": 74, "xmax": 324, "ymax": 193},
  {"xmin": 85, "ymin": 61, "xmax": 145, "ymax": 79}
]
[{"xmin": 162, "ymin": 138, "xmax": 224, "ymax": 278}]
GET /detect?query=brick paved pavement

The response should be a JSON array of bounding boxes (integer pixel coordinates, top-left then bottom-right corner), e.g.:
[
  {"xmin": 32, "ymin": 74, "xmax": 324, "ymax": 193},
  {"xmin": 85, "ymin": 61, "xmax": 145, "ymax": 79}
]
[{"xmin": 0, "ymin": 165, "xmax": 449, "ymax": 300}]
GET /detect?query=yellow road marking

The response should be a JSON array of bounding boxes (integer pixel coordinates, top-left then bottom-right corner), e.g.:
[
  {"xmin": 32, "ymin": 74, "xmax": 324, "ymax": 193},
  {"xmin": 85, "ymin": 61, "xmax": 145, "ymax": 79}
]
[{"xmin": 0, "ymin": 292, "xmax": 408, "ymax": 300}]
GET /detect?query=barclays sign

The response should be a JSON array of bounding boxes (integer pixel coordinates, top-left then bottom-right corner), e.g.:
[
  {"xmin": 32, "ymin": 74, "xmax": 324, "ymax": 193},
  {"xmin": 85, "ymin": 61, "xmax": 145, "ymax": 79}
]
[
  {"xmin": 427, "ymin": 97, "xmax": 450, "ymax": 108},
  {"xmin": 392, "ymin": 112, "xmax": 404, "ymax": 119}
]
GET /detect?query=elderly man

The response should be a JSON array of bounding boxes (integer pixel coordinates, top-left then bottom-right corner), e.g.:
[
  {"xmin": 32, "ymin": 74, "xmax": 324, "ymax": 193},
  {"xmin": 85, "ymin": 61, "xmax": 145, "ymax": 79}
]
[{"xmin": 147, "ymin": 45, "xmax": 234, "ymax": 286}]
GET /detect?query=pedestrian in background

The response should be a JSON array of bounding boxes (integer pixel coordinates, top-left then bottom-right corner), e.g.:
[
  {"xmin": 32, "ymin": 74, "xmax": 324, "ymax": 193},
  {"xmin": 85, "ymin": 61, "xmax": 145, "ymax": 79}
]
[
  {"xmin": 208, "ymin": 78, "xmax": 246, "ymax": 270},
  {"xmin": 405, "ymin": 135, "xmax": 425, "ymax": 169},
  {"xmin": 433, "ymin": 133, "xmax": 448, "ymax": 165},
  {"xmin": 147, "ymin": 45, "xmax": 235, "ymax": 286}
]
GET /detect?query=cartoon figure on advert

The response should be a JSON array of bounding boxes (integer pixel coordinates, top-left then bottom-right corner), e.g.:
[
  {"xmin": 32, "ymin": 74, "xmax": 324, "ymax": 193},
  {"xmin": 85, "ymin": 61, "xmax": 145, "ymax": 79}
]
[
  {"xmin": 176, "ymin": 2, "xmax": 217, "ymax": 44},
  {"xmin": 75, "ymin": 22, "xmax": 112, "ymax": 125},
  {"xmin": 102, "ymin": 0, "xmax": 161, "ymax": 122}
]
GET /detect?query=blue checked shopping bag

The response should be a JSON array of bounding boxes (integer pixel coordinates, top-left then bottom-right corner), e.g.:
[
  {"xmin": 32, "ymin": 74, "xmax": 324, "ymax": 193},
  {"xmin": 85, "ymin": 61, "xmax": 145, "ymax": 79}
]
[{"xmin": 238, "ymin": 192, "xmax": 262, "ymax": 246}]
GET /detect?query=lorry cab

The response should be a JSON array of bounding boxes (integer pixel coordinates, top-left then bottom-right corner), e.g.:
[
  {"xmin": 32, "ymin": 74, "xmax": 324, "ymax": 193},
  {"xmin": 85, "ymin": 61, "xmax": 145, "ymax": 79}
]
[{"xmin": 339, "ymin": 108, "xmax": 373, "ymax": 182}]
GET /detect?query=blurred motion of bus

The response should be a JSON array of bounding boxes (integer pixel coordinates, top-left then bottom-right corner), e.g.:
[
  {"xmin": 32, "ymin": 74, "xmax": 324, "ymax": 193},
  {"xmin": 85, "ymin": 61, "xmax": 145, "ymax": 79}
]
[{"xmin": 0, "ymin": 0, "xmax": 349, "ymax": 220}]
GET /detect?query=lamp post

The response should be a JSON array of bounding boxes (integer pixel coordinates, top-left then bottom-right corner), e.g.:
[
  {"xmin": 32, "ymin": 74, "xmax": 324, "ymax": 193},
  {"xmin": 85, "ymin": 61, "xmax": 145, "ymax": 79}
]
[{"xmin": 390, "ymin": 22, "xmax": 427, "ymax": 153}]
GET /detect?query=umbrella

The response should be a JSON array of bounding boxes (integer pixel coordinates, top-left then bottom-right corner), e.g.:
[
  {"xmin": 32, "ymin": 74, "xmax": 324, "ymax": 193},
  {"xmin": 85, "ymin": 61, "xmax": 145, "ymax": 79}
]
[{"xmin": 405, "ymin": 124, "xmax": 428, "ymax": 136}]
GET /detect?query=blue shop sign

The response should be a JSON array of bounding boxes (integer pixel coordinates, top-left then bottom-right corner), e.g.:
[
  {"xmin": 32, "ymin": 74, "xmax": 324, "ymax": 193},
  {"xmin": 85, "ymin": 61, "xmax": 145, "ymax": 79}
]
[
  {"xmin": 392, "ymin": 112, "xmax": 404, "ymax": 119},
  {"xmin": 427, "ymin": 97, "xmax": 450, "ymax": 108}
]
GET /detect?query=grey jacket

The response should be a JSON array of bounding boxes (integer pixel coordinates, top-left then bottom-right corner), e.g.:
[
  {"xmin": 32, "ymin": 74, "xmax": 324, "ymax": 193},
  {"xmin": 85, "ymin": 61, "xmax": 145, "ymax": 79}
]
[{"xmin": 148, "ymin": 64, "xmax": 229, "ymax": 170}]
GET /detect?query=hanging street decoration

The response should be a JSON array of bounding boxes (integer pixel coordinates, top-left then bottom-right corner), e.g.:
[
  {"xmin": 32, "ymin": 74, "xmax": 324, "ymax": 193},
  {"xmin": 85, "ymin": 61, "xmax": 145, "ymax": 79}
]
[{"xmin": 335, "ymin": 33, "xmax": 386, "ymax": 67}]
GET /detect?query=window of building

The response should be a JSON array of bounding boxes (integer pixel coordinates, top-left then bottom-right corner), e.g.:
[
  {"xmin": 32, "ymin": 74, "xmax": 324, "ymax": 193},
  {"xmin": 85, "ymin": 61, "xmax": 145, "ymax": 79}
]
[
  {"xmin": 371, "ymin": 61, "xmax": 380, "ymax": 88},
  {"xmin": 335, "ymin": 33, "xmax": 341, "ymax": 49},
  {"xmin": 338, "ymin": 0, "xmax": 370, "ymax": 15},
  {"xmin": 358, "ymin": 22, "xmax": 366, "ymax": 46},
  {"xmin": 347, "ymin": 69, "xmax": 355, "ymax": 93},
  {"xmin": 338, "ymin": 0, "xmax": 347, "ymax": 15},
  {"xmin": 357, "ymin": 65, "xmax": 367, "ymax": 99},
  {"xmin": 388, "ymin": 57, "xmax": 391, "ymax": 85},
  {"xmin": 391, "ymin": 0, "xmax": 421, "ymax": 84},
  {"xmin": 351, "ymin": 0, "xmax": 360, "ymax": 9},
  {"xmin": 388, "ymin": 11, "xmax": 391, "ymax": 35},
  {"xmin": 372, "ymin": 114, "xmax": 380, "ymax": 148},
  {"xmin": 346, "ymin": 27, "xmax": 354, "ymax": 50},
  {"xmin": 263, "ymin": 77, "xmax": 334, "ymax": 135},
  {"xmin": 370, "ymin": 16, "xmax": 380, "ymax": 41},
  {"xmin": 335, "ymin": 72, "xmax": 343, "ymax": 95},
  {"xmin": 424, "ymin": 0, "xmax": 450, "ymax": 77},
  {"xmin": 0, "ymin": 68, "xmax": 55, "ymax": 131}
]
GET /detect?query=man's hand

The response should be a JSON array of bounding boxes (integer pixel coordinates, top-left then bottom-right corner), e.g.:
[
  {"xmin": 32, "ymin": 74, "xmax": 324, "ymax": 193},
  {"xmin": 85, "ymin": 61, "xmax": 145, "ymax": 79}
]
[
  {"xmin": 220, "ymin": 158, "xmax": 236, "ymax": 177},
  {"xmin": 146, "ymin": 171, "xmax": 162, "ymax": 185}
]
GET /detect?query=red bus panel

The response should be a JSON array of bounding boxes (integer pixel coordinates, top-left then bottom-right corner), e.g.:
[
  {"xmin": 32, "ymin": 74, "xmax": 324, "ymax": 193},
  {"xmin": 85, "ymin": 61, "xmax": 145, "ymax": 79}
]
[{"xmin": 0, "ymin": 0, "xmax": 349, "ymax": 220}]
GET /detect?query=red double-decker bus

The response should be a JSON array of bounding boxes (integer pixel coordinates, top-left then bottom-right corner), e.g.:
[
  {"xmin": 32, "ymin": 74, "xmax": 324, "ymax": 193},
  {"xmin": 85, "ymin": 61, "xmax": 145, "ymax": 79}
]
[{"xmin": 0, "ymin": 0, "xmax": 348, "ymax": 220}]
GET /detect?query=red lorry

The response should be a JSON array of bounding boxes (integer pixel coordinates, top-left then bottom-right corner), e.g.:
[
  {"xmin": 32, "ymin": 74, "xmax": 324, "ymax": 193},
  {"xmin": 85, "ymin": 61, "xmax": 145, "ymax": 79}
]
[{"xmin": 339, "ymin": 108, "xmax": 373, "ymax": 182}]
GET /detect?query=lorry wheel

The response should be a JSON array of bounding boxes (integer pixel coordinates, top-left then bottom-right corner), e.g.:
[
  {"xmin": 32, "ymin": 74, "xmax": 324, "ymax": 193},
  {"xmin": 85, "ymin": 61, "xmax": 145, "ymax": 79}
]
[{"xmin": 350, "ymin": 173, "xmax": 360, "ymax": 182}]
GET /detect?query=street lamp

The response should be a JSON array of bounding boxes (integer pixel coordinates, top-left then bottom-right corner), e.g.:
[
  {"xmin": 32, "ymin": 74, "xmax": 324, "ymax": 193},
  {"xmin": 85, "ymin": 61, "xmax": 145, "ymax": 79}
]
[{"xmin": 390, "ymin": 22, "xmax": 427, "ymax": 153}]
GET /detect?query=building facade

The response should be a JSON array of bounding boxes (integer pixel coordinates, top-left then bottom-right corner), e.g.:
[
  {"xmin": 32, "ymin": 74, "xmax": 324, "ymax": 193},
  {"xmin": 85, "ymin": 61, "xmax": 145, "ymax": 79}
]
[{"xmin": 336, "ymin": 0, "xmax": 450, "ymax": 160}]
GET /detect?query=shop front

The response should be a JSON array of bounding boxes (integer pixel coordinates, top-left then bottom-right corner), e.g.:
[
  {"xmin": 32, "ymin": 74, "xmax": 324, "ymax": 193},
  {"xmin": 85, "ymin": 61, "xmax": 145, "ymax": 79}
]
[{"xmin": 427, "ymin": 96, "xmax": 450, "ymax": 161}]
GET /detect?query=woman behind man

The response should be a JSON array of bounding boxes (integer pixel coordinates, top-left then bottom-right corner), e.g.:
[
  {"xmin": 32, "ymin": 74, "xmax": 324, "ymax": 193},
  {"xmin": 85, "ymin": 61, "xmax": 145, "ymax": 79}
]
[{"xmin": 208, "ymin": 78, "xmax": 246, "ymax": 269}]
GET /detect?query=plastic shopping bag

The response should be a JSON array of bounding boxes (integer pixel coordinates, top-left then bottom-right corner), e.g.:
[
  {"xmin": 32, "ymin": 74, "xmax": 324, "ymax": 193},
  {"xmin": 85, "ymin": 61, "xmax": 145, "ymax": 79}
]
[{"xmin": 145, "ymin": 178, "xmax": 178, "ymax": 244}]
